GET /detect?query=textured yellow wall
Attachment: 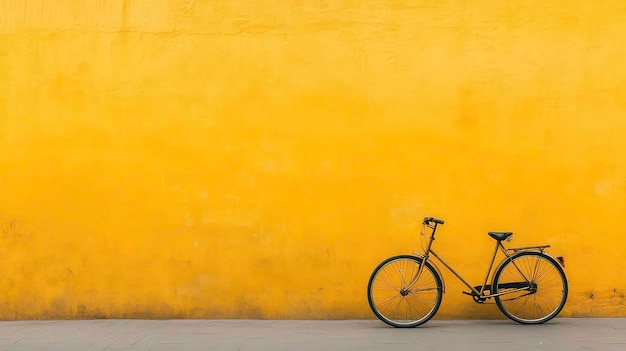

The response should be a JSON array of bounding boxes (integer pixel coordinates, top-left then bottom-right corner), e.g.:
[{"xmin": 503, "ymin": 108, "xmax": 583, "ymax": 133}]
[{"xmin": 0, "ymin": 0, "xmax": 625, "ymax": 319}]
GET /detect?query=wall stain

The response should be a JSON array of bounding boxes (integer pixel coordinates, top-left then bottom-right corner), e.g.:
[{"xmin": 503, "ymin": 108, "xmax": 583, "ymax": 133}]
[{"xmin": 122, "ymin": 0, "xmax": 131, "ymax": 30}]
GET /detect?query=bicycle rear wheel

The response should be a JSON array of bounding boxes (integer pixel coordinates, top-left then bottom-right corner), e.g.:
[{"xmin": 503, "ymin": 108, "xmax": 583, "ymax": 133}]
[
  {"xmin": 493, "ymin": 252, "xmax": 568, "ymax": 324},
  {"xmin": 367, "ymin": 255, "xmax": 442, "ymax": 328}
]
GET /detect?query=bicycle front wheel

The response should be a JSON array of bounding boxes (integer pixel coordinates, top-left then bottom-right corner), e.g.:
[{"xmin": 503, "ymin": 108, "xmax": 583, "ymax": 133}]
[
  {"xmin": 367, "ymin": 255, "xmax": 442, "ymax": 328},
  {"xmin": 493, "ymin": 252, "xmax": 568, "ymax": 324}
]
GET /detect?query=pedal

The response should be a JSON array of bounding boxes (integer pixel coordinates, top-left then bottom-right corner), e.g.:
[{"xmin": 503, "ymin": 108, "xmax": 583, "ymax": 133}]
[{"xmin": 462, "ymin": 291, "xmax": 477, "ymax": 297}]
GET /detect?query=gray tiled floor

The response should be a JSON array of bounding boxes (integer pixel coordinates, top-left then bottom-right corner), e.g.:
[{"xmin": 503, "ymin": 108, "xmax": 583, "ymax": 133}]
[{"xmin": 0, "ymin": 319, "xmax": 625, "ymax": 350}]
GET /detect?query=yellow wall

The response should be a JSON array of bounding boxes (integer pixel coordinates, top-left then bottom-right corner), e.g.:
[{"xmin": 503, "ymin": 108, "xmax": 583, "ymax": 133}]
[{"xmin": 1, "ymin": 0, "xmax": 625, "ymax": 319}]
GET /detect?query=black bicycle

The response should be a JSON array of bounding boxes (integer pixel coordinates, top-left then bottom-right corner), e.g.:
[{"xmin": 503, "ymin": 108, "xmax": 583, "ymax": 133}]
[{"xmin": 367, "ymin": 217, "xmax": 568, "ymax": 327}]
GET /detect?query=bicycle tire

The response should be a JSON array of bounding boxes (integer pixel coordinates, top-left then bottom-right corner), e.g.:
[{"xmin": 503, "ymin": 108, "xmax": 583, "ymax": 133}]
[
  {"xmin": 367, "ymin": 255, "xmax": 443, "ymax": 328},
  {"xmin": 493, "ymin": 251, "xmax": 568, "ymax": 324}
]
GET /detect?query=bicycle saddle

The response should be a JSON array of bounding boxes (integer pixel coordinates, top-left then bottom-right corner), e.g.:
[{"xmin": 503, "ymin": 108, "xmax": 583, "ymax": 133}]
[{"xmin": 488, "ymin": 232, "xmax": 513, "ymax": 241}]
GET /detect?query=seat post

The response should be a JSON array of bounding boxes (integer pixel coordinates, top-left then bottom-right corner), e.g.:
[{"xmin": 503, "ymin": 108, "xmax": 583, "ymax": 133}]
[{"xmin": 479, "ymin": 241, "xmax": 501, "ymax": 294}]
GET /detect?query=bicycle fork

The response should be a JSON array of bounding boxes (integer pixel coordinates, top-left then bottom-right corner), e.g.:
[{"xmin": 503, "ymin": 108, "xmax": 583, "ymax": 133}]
[{"xmin": 403, "ymin": 224, "xmax": 438, "ymax": 292}]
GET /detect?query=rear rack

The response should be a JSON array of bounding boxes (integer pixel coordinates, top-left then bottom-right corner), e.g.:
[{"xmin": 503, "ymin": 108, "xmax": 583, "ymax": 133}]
[{"xmin": 507, "ymin": 245, "xmax": 550, "ymax": 253}]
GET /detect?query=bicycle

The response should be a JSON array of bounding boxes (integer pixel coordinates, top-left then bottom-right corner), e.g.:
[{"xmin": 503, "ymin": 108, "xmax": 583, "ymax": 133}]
[{"xmin": 367, "ymin": 217, "xmax": 568, "ymax": 327}]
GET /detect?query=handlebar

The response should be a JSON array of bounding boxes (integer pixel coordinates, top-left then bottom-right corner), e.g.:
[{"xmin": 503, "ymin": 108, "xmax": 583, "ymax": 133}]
[{"xmin": 423, "ymin": 217, "xmax": 444, "ymax": 225}]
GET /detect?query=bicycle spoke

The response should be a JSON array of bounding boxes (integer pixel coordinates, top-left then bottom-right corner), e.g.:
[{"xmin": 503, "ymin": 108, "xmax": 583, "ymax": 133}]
[
  {"xmin": 368, "ymin": 256, "xmax": 442, "ymax": 327},
  {"xmin": 410, "ymin": 287, "xmax": 439, "ymax": 293},
  {"xmin": 377, "ymin": 270, "xmax": 400, "ymax": 291},
  {"xmin": 494, "ymin": 252, "xmax": 567, "ymax": 324}
]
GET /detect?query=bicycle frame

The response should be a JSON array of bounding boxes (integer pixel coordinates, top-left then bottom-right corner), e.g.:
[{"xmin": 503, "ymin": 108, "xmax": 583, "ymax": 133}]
[{"xmin": 408, "ymin": 222, "xmax": 539, "ymax": 299}]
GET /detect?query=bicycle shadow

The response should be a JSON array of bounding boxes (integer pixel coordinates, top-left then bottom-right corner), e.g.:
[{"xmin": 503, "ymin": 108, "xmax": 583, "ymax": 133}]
[{"xmin": 365, "ymin": 318, "xmax": 574, "ymax": 329}]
